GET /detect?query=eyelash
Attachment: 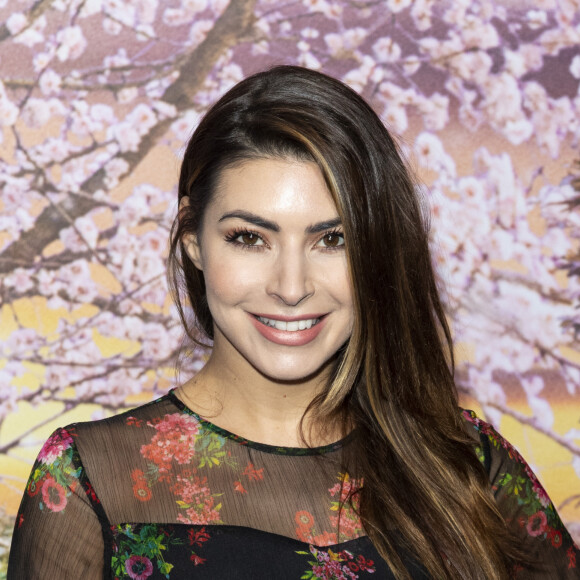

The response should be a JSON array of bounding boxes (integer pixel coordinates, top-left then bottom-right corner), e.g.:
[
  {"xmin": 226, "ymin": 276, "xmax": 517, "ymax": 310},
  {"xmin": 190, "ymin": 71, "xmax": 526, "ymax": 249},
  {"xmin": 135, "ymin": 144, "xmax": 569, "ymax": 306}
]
[
  {"xmin": 223, "ymin": 228, "xmax": 345, "ymax": 251},
  {"xmin": 316, "ymin": 229, "xmax": 345, "ymax": 251},
  {"xmin": 223, "ymin": 228, "xmax": 266, "ymax": 251}
]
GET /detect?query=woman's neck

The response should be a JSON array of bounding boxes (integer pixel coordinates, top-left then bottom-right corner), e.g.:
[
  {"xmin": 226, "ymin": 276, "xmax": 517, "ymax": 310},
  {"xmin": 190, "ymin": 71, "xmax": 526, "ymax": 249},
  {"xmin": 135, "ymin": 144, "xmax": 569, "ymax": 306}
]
[{"xmin": 176, "ymin": 349, "xmax": 340, "ymax": 448}]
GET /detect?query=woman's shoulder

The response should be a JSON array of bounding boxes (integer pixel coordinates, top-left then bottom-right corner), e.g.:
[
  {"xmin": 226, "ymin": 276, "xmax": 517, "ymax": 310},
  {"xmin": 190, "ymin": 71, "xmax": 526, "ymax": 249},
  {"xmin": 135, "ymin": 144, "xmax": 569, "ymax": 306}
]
[
  {"xmin": 68, "ymin": 390, "xmax": 179, "ymax": 437},
  {"xmin": 459, "ymin": 407, "xmax": 534, "ymax": 478},
  {"xmin": 460, "ymin": 408, "xmax": 579, "ymax": 570},
  {"xmin": 53, "ymin": 391, "xmax": 185, "ymax": 475},
  {"xmin": 459, "ymin": 408, "xmax": 530, "ymax": 472}
]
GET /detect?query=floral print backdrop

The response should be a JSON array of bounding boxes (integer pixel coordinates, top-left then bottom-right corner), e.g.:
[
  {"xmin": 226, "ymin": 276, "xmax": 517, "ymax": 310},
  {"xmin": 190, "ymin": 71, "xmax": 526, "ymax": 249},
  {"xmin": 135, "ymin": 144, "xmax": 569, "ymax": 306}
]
[{"xmin": 0, "ymin": 0, "xmax": 579, "ymax": 571}]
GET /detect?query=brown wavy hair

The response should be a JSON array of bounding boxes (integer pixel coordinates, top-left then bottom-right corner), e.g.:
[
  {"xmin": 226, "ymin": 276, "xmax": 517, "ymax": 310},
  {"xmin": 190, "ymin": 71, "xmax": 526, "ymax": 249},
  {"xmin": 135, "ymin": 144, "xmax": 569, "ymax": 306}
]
[{"xmin": 168, "ymin": 65, "xmax": 530, "ymax": 578}]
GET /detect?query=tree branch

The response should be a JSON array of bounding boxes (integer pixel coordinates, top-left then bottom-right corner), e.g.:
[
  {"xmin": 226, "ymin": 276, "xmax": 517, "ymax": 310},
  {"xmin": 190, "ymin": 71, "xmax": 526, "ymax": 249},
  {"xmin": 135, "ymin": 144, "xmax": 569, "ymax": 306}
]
[
  {"xmin": 0, "ymin": 406, "xmax": 73, "ymax": 455},
  {"xmin": 0, "ymin": 0, "xmax": 257, "ymax": 274},
  {"xmin": 0, "ymin": 0, "xmax": 55, "ymax": 43}
]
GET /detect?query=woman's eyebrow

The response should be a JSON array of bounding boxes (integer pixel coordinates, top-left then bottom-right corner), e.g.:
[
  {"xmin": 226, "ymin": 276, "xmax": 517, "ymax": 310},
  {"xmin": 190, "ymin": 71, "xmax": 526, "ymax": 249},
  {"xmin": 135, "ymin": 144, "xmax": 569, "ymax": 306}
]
[
  {"xmin": 218, "ymin": 210, "xmax": 279, "ymax": 231},
  {"xmin": 305, "ymin": 217, "xmax": 342, "ymax": 234},
  {"xmin": 218, "ymin": 211, "xmax": 342, "ymax": 234}
]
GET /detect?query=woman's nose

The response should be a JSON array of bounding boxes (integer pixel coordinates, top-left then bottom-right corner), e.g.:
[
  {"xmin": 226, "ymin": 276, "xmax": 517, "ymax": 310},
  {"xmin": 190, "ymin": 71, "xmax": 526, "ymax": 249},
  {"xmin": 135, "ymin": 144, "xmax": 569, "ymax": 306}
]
[{"xmin": 266, "ymin": 250, "xmax": 314, "ymax": 307}]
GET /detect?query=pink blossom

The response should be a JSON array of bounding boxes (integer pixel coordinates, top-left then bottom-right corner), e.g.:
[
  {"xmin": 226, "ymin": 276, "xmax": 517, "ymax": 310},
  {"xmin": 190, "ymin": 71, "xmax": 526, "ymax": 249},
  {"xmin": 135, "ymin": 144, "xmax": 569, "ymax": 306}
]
[
  {"xmin": 142, "ymin": 323, "xmax": 172, "ymax": 359},
  {"xmin": 217, "ymin": 63, "xmax": 244, "ymax": 92},
  {"xmin": 33, "ymin": 51, "xmax": 53, "ymax": 72},
  {"xmin": 171, "ymin": 110, "xmax": 201, "ymax": 141},
  {"xmin": 79, "ymin": 0, "xmax": 103, "ymax": 17},
  {"xmin": 301, "ymin": 28, "xmax": 319, "ymax": 39},
  {"xmin": 163, "ymin": 8, "xmax": 190, "ymax": 27},
  {"xmin": 91, "ymin": 104, "xmax": 116, "ymax": 125},
  {"xmin": 103, "ymin": 47, "xmax": 131, "ymax": 68},
  {"xmin": 303, "ymin": 0, "xmax": 331, "ymax": 14},
  {"xmin": 56, "ymin": 26, "xmax": 87, "ymax": 61},
  {"xmin": 418, "ymin": 93, "xmax": 449, "ymax": 131},
  {"xmin": 325, "ymin": 28, "xmax": 367, "ymax": 57},
  {"xmin": 102, "ymin": 17, "xmax": 122, "ymax": 35},
  {"xmin": 135, "ymin": 0, "xmax": 158, "ymax": 23},
  {"xmin": 504, "ymin": 50, "xmax": 527, "ymax": 78},
  {"xmin": 104, "ymin": 0, "xmax": 136, "ymax": 26},
  {"xmin": 0, "ymin": 97, "xmax": 19, "ymax": 127},
  {"xmin": 570, "ymin": 55, "xmax": 580, "ymax": 79},
  {"xmin": 527, "ymin": 10, "xmax": 548, "ymax": 29},
  {"xmin": 387, "ymin": 0, "xmax": 412, "ymax": 13},
  {"xmin": 298, "ymin": 51, "xmax": 321, "ymax": 70},
  {"xmin": 110, "ymin": 122, "xmax": 141, "ymax": 152},
  {"xmin": 6, "ymin": 13, "xmax": 27, "ymax": 35},
  {"xmin": 189, "ymin": 19, "xmax": 213, "ymax": 46},
  {"xmin": 383, "ymin": 105, "xmax": 408, "ymax": 133},
  {"xmin": 504, "ymin": 118, "xmax": 534, "ymax": 145},
  {"xmin": 461, "ymin": 17, "xmax": 499, "ymax": 50},
  {"xmin": 373, "ymin": 37, "xmax": 401, "ymax": 63},
  {"xmin": 183, "ymin": 0, "xmax": 208, "ymax": 13},
  {"xmin": 22, "ymin": 98, "xmax": 64, "ymax": 128},
  {"xmin": 104, "ymin": 157, "xmax": 129, "ymax": 188},
  {"xmin": 414, "ymin": 132, "xmax": 456, "ymax": 176},
  {"xmin": 3, "ymin": 268, "xmax": 34, "ymax": 292},
  {"xmin": 411, "ymin": 0, "xmax": 433, "ymax": 30},
  {"xmin": 7, "ymin": 328, "xmax": 39, "ymax": 354},
  {"xmin": 39, "ymin": 70, "xmax": 61, "ymax": 96}
]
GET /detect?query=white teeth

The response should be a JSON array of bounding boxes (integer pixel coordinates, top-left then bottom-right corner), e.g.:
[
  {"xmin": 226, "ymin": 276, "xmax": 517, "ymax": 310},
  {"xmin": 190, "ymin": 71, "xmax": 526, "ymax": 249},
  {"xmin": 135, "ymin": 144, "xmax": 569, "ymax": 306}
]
[{"xmin": 257, "ymin": 316, "xmax": 320, "ymax": 331}]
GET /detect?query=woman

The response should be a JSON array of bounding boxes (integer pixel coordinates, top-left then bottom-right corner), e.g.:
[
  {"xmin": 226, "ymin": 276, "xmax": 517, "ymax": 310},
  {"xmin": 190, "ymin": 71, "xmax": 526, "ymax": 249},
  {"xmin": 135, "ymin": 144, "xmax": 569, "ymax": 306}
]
[{"xmin": 8, "ymin": 66, "xmax": 579, "ymax": 579}]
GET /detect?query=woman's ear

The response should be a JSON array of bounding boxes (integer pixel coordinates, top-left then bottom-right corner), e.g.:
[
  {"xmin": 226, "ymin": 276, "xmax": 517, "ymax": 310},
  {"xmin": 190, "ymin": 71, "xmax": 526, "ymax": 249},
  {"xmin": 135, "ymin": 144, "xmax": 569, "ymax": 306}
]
[
  {"xmin": 182, "ymin": 233, "xmax": 203, "ymax": 270},
  {"xmin": 179, "ymin": 197, "xmax": 203, "ymax": 270}
]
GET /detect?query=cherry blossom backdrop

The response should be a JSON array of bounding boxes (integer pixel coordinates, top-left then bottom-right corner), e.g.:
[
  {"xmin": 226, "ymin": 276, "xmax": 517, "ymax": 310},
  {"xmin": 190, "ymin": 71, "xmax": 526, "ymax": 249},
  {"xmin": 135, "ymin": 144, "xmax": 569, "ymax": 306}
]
[{"xmin": 1, "ymin": 0, "xmax": 580, "ymax": 569}]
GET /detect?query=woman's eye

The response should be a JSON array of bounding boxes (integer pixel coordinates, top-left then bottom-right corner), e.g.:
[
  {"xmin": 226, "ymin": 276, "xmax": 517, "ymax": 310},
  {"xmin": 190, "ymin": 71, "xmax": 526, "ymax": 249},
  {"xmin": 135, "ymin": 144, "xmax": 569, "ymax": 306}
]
[
  {"xmin": 317, "ymin": 232, "xmax": 345, "ymax": 248},
  {"xmin": 229, "ymin": 231, "xmax": 264, "ymax": 246},
  {"xmin": 240, "ymin": 232, "xmax": 262, "ymax": 245}
]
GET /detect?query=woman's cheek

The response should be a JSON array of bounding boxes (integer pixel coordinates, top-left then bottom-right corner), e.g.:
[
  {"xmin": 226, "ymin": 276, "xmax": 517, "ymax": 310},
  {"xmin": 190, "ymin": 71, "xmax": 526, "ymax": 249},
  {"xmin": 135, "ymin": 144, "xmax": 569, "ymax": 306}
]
[{"xmin": 204, "ymin": 257, "xmax": 263, "ymax": 301}]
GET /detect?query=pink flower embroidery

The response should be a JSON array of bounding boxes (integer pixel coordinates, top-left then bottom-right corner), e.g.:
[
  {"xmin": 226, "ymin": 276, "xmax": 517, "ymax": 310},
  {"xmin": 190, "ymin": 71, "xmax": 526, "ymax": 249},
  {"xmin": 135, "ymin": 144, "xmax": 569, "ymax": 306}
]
[
  {"xmin": 526, "ymin": 511, "xmax": 548, "ymax": 537},
  {"xmin": 41, "ymin": 477, "xmax": 67, "ymax": 512},
  {"xmin": 307, "ymin": 545, "xmax": 360, "ymax": 579},
  {"xmin": 329, "ymin": 473, "xmax": 363, "ymax": 541},
  {"xmin": 171, "ymin": 474, "xmax": 221, "ymax": 525},
  {"xmin": 140, "ymin": 413, "xmax": 200, "ymax": 474},
  {"xmin": 524, "ymin": 464, "xmax": 551, "ymax": 508},
  {"xmin": 37, "ymin": 429, "xmax": 74, "ymax": 465},
  {"xmin": 125, "ymin": 555, "xmax": 153, "ymax": 580}
]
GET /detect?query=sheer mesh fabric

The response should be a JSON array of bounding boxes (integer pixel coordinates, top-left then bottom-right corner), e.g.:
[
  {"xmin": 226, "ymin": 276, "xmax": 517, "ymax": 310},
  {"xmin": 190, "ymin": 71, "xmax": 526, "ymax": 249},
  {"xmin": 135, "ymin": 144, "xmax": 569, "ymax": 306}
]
[
  {"xmin": 8, "ymin": 393, "xmax": 579, "ymax": 579},
  {"xmin": 75, "ymin": 392, "xmax": 356, "ymax": 540}
]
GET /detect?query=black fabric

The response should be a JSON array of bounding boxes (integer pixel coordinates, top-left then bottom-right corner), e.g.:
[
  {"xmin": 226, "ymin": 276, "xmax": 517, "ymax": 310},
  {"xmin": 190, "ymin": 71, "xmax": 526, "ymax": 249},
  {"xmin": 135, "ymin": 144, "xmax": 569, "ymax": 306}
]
[
  {"xmin": 8, "ymin": 393, "xmax": 579, "ymax": 579},
  {"xmin": 479, "ymin": 430, "xmax": 492, "ymax": 475}
]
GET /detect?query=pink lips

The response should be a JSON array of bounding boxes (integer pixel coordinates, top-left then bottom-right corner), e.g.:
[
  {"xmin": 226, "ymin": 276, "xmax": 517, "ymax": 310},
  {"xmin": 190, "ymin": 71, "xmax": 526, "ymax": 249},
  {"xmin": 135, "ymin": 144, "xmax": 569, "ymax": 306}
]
[{"xmin": 249, "ymin": 313, "xmax": 327, "ymax": 346}]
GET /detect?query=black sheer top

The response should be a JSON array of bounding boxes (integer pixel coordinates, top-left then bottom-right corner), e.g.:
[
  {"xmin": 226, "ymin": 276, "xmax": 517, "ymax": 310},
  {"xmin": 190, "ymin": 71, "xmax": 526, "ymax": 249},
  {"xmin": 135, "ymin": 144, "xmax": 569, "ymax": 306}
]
[{"xmin": 8, "ymin": 391, "xmax": 579, "ymax": 578}]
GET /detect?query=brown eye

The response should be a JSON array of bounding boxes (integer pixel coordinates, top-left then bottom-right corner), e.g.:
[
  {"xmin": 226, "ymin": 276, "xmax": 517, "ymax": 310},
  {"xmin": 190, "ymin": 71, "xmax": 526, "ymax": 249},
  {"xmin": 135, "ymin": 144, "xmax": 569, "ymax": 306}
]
[
  {"xmin": 241, "ymin": 233, "xmax": 261, "ymax": 245},
  {"xmin": 225, "ymin": 230, "xmax": 265, "ymax": 248},
  {"xmin": 318, "ymin": 233, "xmax": 345, "ymax": 248}
]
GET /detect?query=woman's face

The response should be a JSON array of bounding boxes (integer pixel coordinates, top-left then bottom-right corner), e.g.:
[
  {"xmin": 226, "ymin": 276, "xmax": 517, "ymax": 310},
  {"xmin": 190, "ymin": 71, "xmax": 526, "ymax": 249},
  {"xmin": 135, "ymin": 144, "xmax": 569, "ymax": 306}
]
[{"xmin": 184, "ymin": 157, "xmax": 354, "ymax": 382}]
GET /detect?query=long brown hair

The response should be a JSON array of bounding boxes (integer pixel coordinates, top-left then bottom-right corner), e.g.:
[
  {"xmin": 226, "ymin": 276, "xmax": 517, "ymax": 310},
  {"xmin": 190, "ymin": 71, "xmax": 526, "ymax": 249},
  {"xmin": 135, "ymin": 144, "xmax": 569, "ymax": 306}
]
[{"xmin": 169, "ymin": 65, "xmax": 529, "ymax": 579}]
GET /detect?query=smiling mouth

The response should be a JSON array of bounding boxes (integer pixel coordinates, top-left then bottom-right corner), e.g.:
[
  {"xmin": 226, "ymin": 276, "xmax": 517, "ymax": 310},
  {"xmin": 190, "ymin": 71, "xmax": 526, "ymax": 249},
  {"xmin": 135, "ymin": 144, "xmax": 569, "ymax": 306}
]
[{"xmin": 255, "ymin": 315, "xmax": 322, "ymax": 332}]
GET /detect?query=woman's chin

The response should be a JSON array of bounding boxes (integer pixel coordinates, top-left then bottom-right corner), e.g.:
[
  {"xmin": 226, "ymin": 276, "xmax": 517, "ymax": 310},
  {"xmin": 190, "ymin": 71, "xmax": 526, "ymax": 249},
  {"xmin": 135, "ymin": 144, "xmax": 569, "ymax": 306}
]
[{"xmin": 252, "ymin": 355, "xmax": 337, "ymax": 386}]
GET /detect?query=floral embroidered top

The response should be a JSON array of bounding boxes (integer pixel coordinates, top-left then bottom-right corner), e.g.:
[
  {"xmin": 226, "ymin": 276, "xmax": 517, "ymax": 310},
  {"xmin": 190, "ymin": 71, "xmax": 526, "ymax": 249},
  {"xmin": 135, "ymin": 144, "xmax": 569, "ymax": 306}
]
[{"xmin": 8, "ymin": 391, "xmax": 579, "ymax": 579}]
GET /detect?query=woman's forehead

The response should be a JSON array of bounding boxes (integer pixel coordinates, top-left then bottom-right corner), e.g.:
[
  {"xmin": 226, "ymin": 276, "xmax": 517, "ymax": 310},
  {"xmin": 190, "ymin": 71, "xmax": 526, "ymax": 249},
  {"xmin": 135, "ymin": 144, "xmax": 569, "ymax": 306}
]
[{"xmin": 208, "ymin": 158, "xmax": 339, "ymax": 223}]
